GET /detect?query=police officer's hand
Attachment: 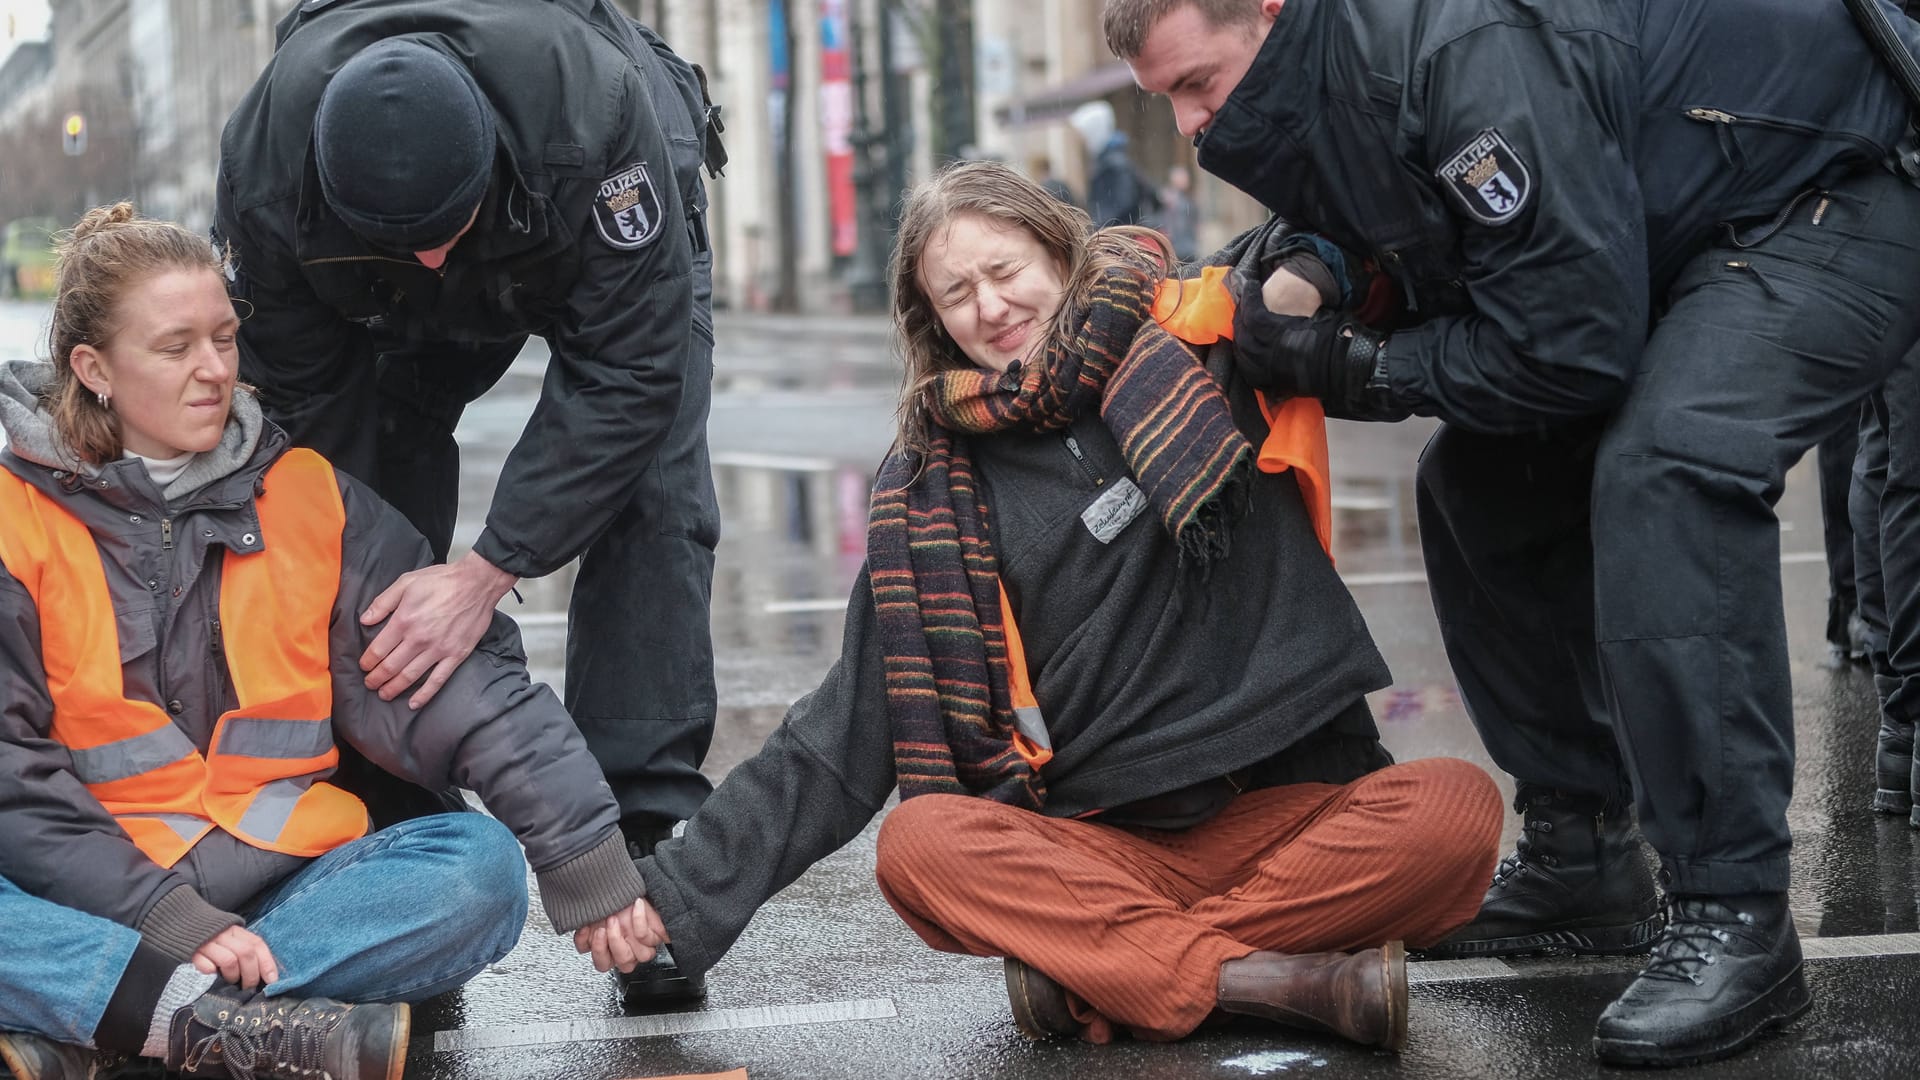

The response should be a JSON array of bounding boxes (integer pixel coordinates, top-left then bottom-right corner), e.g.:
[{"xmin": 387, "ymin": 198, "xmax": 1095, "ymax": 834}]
[
  {"xmin": 359, "ymin": 552, "xmax": 519, "ymax": 709},
  {"xmin": 193, "ymin": 925, "xmax": 279, "ymax": 990},
  {"xmin": 573, "ymin": 898, "xmax": 669, "ymax": 973}
]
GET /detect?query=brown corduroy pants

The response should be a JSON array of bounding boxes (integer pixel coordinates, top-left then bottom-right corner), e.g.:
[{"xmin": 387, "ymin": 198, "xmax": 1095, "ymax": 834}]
[{"xmin": 876, "ymin": 756, "xmax": 1503, "ymax": 1042}]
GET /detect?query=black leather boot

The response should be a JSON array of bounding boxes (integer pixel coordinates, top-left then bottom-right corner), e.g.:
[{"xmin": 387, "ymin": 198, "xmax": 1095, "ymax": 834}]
[
  {"xmin": 164, "ymin": 985, "xmax": 408, "ymax": 1080},
  {"xmin": 1874, "ymin": 714, "xmax": 1915, "ymax": 815},
  {"xmin": 1422, "ymin": 785, "xmax": 1662, "ymax": 958},
  {"xmin": 1592, "ymin": 893, "xmax": 1812, "ymax": 1067},
  {"xmin": 1910, "ymin": 750, "xmax": 1920, "ymax": 829},
  {"xmin": 618, "ymin": 832, "xmax": 707, "ymax": 1007}
]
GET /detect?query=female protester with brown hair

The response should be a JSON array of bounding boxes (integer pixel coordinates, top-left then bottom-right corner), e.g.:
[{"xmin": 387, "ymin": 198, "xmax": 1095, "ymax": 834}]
[
  {"xmin": 0, "ymin": 204, "xmax": 662, "ymax": 1080},
  {"xmin": 630, "ymin": 161, "xmax": 1504, "ymax": 1050}
]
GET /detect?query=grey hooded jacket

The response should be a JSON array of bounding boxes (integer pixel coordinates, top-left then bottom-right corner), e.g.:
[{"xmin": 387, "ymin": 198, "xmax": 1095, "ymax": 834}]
[{"xmin": 0, "ymin": 361, "xmax": 642, "ymax": 961}]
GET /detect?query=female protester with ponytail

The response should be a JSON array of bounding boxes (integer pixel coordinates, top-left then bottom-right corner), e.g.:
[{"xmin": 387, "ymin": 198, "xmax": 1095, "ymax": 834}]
[
  {"xmin": 631, "ymin": 161, "xmax": 1504, "ymax": 1051},
  {"xmin": 0, "ymin": 204, "xmax": 662, "ymax": 1080}
]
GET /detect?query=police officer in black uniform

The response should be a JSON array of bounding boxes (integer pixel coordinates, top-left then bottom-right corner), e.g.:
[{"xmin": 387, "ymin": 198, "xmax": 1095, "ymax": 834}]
[
  {"xmin": 215, "ymin": 0, "xmax": 724, "ymax": 1004},
  {"xmin": 1111, "ymin": 0, "xmax": 1920, "ymax": 1066}
]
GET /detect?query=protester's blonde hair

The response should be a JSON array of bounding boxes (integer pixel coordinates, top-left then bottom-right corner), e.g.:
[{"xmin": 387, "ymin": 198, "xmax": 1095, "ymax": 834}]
[
  {"xmin": 888, "ymin": 160, "xmax": 1171, "ymax": 456},
  {"xmin": 44, "ymin": 203, "xmax": 230, "ymax": 464}
]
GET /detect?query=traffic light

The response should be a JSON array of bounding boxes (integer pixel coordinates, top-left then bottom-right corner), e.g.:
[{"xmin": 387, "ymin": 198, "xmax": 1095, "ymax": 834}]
[{"xmin": 62, "ymin": 113, "xmax": 85, "ymax": 156}]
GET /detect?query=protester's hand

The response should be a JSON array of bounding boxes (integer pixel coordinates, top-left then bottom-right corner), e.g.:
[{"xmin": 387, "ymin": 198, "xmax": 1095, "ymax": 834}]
[
  {"xmin": 1230, "ymin": 270, "xmax": 1387, "ymax": 413},
  {"xmin": 193, "ymin": 926, "xmax": 279, "ymax": 990},
  {"xmin": 360, "ymin": 551, "xmax": 517, "ymax": 709},
  {"xmin": 1259, "ymin": 262, "xmax": 1328, "ymax": 318},
  {"xmin": 572, "ymin": 898, "xmax": 669, "ymax": 973}
]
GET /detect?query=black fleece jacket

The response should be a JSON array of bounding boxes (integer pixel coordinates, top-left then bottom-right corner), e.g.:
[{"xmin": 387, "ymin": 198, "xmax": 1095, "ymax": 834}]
[{"xmin": 639, "ymin": 374, "xmax": 1391, "ymax": 976}]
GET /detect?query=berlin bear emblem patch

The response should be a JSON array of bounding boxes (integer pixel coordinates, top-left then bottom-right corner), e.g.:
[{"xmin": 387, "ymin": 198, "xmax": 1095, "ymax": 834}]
[
  {"xmin": 1436, "ymin": 128, "xmax": 1532, "ymax": 226},
  {"xmin": 594, "ymin": 162, "xmax": 665, "ymax": 250}
]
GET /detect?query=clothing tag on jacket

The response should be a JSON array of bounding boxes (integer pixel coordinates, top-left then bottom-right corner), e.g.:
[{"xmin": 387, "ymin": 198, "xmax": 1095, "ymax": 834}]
[{"xmin": 1082, "ymin": 476, "xmax": 1148, "ymax": 544}]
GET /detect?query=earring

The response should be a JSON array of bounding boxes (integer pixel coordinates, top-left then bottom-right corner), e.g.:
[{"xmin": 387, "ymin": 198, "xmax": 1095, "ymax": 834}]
[{"xmin": 96, "ymin": 391, "xmax": 109, "ymax": 408}]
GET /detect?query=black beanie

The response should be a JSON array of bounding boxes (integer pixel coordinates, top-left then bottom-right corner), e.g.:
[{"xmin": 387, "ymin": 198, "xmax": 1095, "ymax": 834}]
[{"xmin": 314, "ymin": 40, "xmax": 497, "ymax": 250}]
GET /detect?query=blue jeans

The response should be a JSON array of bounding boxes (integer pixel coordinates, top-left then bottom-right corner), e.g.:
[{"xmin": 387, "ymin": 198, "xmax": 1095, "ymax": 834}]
[
  {"xmin": 0, "ymin": 813, "xmax": 525, "ymax": 1044},
  {"xmin": 0, "ymin": 874, "xmax": 139, "ymax": 1044},
  {"xmin": 246, "ymin": 812, "xmax": 528, "ymax": 1003}
]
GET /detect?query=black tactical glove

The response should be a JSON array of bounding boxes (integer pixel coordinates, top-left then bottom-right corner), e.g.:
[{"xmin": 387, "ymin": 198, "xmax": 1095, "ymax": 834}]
[{"xmin": 1229, "ymin": 270, "xmax": 1406, "ymax": 420}]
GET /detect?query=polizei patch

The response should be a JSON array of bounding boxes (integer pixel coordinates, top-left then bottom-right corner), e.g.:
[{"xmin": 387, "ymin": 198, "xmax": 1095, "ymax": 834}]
[
  {"xmin": 594, "ymin": 162, "xmax": 665, "ymax": 250},
  {"xmin": 1436, "ymin": 128, "xmax": 1532, "ymax": 226}
]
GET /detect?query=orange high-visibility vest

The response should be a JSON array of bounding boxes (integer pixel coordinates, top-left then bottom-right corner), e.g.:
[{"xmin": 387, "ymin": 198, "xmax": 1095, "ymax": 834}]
[
  {"xmin": 0, "ymin": 449, "xmax": 368, "ymax": 868},
  {"xmin": 1152, "ymin": 265, "xmax": 1334, "ymax": 554},
  {"xmin": 1003, "ymin": 271, "xmax": 1337, "ymax": 768}
]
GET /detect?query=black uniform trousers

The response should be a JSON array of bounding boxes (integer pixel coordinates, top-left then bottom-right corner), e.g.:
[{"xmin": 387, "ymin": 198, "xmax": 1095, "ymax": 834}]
[
  {"xmin": 301, "ymin": 255, "xmax": 721, "ymax": 838},
  {"xmin": 1852, "ymin": 343, "xmax": 1920, "ymax": 733},
  {"xmin": 1817, "ymin": 418, "xmax": 1861, "ymax": 646},
  {"xmin": 1418, "ymin": 167, "xmax": 1920, "ymax": 896}
]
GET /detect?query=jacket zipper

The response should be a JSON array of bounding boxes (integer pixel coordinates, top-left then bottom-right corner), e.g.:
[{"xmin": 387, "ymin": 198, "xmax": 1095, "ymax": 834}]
[
  {"xmin": 300, "ymin": 253, "xmax": 431, "ymax": 270},
  {"xmin": 160, "ymin": 517, "xmax": 173, "ymax": 552},
  {"xmin": 1063, "ymin": 435, "xmax": 1103, "ymax": 487},
  {"xmin": 1684, "ymin": 107, "xmax": 1882, "ymax": 156}
]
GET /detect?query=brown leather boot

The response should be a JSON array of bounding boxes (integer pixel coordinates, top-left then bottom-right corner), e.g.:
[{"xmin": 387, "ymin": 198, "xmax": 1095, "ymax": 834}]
[
  {"xmin": 1003, "ymin": 958, "xmax": 1081, "ymax": 1040},
  {"xmin": 1217, "ymin": 941, "xmax": 1408, "ymax": 1051}
]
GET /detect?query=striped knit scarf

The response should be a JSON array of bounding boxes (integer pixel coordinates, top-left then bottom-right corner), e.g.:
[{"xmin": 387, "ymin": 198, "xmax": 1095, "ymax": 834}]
[{"xmin": 868, "ymin": 265, "xmax": 1252, "ymax": 808}]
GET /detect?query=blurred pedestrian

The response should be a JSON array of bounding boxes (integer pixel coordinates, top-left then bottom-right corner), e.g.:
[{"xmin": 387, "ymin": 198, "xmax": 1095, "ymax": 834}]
[
  {"xmin": 1070, "ymin": 100, "xmax": 1162, "ymax": 227},
  {"xmin": 1031, "ymin": 155, "xmax": 1080, "ymax": 208},
  {"xmin": 631, "ymin": 161, "xmax": 1502, "ymax": 1050},
  {"xmin": 1112, "ymin": 0, "xmax": 1920, "ymax": 1063},
  {"xmin": 0, "ymin": 205, "xmax": 660, "ymax": 1079},
  {"xmin": 214, "ymin": 0, "xmax": 724, "ymax": 1004},
  {"xmin": 1156, "ymin": 164, "xmax": 1201, "ymax": 262}
]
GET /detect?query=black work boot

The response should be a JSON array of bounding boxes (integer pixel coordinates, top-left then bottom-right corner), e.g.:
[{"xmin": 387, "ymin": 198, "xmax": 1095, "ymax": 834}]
[
  {"xmin": 1592, "ymin": 893, "xmax": 1812, "ymax": 1067},
  {"xmin": 0, "ymin": 1032, "xmax": 102, "ymax": 1080},
  {"xmin": 618, "ymin": 831, "xmax": 706, "ymax": 1008},
  {"xmin": 164, "ymin": 985, "xmax": 408, "ymax": 1080},
  {"xmin": 1421, "ymin": 786, "xmax": 1662, "ymax": 958},
  {"xmin": 1874, "ymin": 714, "xmax": 1915, "ymax": 816}
]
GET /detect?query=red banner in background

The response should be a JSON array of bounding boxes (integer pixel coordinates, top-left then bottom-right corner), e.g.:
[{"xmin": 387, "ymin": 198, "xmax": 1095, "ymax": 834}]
[{"xmin": 820, "ymin": 0, "xmax": 857, "ymax": 258}]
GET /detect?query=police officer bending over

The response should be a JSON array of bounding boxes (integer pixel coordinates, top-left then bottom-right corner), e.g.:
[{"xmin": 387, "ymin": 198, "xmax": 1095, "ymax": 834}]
[
  {"xmin": 215, "ymin": 0, "xmax": 724, "ymax": 1004},
  {"xmin": 1110, "ymin": 0, "xmax": 1920, "ymax": 1067}
]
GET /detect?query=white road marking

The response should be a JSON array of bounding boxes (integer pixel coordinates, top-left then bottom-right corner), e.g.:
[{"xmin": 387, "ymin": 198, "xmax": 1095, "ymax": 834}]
[
  {"xmin": 432, "ymin": 997, "xmax": 898, "ymax": 1053},
  {"xmin": 711, "ymin": 451, "xmax": 839, "ymax": 472},
  {"xmin": 751, "ymin": 552, "xmax": 1834, "ymax": 612},
  {"xmin": 1408, "ymin": 958, "xmax": 1520, "ymax": 983},
  {"xmin": 1801, "ymin": 932, "xmax": 1920, "ymax": 960}
]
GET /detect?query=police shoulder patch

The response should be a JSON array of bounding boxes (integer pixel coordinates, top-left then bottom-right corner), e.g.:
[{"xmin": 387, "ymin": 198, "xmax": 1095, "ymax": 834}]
[
  {"xmin": 593, "ymin": 162, "xmax": 665, "ymax": 251},
  {"xmin": 1435, "ymin": 128, "xmax": 1532, "ymax": 226}
]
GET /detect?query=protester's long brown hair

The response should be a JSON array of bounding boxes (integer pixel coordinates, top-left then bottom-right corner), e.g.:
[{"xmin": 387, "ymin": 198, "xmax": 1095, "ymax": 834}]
[{"xmin": 888, "ymin": 160, "xmax": 1170, "ymax": 456}]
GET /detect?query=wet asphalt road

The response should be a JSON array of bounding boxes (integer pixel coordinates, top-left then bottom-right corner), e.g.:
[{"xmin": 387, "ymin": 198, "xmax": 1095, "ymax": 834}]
[{"xmin": 2, "ymin": 300, "xmax": 1918, "ymax": 1078}]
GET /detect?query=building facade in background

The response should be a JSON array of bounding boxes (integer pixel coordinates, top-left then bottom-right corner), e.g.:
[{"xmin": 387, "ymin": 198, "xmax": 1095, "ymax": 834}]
[{"xmin": 0, "ymin": 0, "xmax": 1262, "ymax": 313}]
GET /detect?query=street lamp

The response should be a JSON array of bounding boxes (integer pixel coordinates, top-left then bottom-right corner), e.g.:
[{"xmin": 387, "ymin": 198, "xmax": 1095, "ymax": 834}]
[{"xmin": 62, "ymin": 113, "xmax": 86, "ymax": 156}]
